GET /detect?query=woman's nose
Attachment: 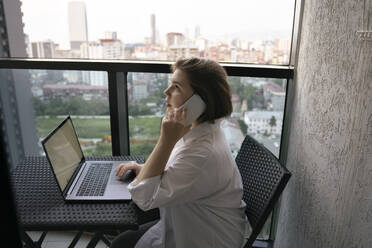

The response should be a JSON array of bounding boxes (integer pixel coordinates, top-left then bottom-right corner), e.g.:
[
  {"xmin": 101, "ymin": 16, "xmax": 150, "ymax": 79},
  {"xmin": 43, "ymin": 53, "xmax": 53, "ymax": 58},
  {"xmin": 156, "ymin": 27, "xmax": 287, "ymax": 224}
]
[{"xmin": 164, "ymin": 86, "xmax": 171, "ymax": 96}]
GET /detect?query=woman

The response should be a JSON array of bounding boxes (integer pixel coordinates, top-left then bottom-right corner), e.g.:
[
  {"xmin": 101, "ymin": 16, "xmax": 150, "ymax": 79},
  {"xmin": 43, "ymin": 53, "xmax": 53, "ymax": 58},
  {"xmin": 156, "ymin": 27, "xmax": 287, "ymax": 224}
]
[{"xmin": 112, "ymin": 57, "xmax": 248, "ymax": 248}]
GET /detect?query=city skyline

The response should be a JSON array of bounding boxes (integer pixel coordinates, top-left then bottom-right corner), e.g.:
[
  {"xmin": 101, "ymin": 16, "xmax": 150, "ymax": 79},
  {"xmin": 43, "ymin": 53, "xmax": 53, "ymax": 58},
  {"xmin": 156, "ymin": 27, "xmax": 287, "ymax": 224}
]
[{"xmin": 21, "ymin": 0, "xmax": 295, "ymax": 49}]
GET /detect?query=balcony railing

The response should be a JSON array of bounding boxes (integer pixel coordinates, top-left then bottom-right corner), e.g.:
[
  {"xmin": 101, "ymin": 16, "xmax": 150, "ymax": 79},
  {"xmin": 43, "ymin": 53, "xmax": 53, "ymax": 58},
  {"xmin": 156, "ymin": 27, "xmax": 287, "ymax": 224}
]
[
  {"xmin": 0, "ymin": 58, "xmax": 293, "ymax": 153},
  {"xmin": 0, "ymin": 58, "xmax": 294, "ymax": 242}
]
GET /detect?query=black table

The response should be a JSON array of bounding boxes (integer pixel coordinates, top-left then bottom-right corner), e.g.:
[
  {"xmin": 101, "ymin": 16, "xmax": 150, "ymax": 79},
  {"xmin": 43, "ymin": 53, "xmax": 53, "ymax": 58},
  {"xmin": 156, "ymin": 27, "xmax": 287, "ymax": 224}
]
[{"xmin": 11, "ymin": 156, "xmax": 159, "ymax": 248}]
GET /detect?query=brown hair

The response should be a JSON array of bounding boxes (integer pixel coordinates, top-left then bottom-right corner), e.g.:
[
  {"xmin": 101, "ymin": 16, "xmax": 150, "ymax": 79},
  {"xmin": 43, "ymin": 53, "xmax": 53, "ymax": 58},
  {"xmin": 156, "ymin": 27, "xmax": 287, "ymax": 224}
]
[{"xmin": 171, "ymin": 57, "xmax": 232, "ymax": 123}]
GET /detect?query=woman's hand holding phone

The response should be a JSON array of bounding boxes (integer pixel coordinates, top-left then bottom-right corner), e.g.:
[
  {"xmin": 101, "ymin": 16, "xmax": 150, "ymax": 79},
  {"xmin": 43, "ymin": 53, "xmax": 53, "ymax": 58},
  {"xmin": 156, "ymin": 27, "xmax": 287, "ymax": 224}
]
[
  {"xmin": 134, "ymin": 107, "xmax": 189, "ymax": 184},
  {"xmin": 160, "ymin": 107, "xmax": 191, "ymax": 146}
]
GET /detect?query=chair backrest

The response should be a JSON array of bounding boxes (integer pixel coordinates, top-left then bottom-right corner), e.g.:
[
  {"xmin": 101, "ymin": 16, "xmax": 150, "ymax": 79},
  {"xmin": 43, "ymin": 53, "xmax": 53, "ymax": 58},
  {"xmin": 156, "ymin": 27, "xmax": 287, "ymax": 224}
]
[{"xmin": 235, "ymin": 135, "xmax": 291, "ymax": 248}]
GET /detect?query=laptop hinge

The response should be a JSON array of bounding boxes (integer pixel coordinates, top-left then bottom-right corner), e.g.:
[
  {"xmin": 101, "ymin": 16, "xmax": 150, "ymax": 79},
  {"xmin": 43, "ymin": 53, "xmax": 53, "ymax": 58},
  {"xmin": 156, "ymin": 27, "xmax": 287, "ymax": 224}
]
[{"xmin": 63, "ymin": 160, "xmax": 86, "ymax": 197}]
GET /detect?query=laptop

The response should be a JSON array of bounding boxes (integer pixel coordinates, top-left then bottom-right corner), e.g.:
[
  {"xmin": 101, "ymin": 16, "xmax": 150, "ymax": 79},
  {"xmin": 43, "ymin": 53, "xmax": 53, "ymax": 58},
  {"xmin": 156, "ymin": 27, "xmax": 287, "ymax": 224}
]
[{"xmin": 41, "ymin": 116, "xmax": 133, "ymax": 202}]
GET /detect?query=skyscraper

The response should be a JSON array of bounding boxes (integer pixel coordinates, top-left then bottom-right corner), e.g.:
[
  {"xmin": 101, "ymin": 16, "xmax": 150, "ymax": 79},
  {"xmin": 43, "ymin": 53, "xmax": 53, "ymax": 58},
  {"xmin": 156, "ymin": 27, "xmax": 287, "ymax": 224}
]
[
  {"xmin": 0, "ymin": 0, "xmax": 39, "ymax": 168},
  {"xmin": 166, "ymin": 32, "xmax": 184, "ymax": 47},
  {"xmin": 151, "ymin": 14, "xmax": 156, "ymax": 45},
  {"xmin": 68, "ymin": 1, "xmax": 88, "ymax": 50},
  {"xmin": 31, "ymin": 40, "xmax": 56, "ymax": 58}
]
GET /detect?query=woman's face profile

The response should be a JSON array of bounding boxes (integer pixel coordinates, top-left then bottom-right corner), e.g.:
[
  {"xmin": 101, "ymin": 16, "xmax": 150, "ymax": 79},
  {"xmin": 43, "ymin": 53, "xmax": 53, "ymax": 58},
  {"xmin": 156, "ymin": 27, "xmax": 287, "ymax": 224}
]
[{"xmin": 164, "ymin": 69, "xmax": 194, "ymax": 110}]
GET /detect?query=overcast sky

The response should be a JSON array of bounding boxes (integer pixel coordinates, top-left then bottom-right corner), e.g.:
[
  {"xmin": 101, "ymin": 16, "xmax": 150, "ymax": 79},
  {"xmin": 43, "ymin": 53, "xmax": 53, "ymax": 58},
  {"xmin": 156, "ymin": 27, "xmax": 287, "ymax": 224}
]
[{"xmin": 21, "ymin": 0, "xmax": 295, "ymax": 49}]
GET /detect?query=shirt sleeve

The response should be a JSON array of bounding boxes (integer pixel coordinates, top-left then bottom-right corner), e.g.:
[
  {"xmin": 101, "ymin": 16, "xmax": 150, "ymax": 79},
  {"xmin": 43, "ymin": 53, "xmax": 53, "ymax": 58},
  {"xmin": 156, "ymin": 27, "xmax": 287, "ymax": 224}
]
[{"xmin": 127, "ymin": 145, "xmax": 211, "ymax": 211}]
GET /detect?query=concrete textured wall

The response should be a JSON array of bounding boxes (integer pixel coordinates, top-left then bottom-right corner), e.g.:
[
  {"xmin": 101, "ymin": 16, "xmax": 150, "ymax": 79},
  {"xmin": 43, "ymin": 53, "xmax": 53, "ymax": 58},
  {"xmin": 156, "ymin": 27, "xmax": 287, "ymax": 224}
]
[{"xmin": 274, "ymin": 0, "xmax": 372, "ymax": 247}]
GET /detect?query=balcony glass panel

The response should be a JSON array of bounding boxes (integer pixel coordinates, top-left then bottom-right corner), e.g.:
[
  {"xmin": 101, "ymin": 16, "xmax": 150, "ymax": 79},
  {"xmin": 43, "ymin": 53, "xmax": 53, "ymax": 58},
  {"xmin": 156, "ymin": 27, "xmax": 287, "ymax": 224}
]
[
  {"xmin": 228, "ymin": 76, "xmax": 286, "ymax": 158},
  {"xmin": 127, "ymin": 72, "xmax": 286, "ymax": 157},
  {"xmin": 127, "ymin": 72, "xmax": 168, "ymax": 157},
  {"xmin": 20, "ymin": 0, "xmax": 295, "ymax": 65},
  {"xmin": 14, "ymin": 69, "xmax": 112, "ymax": 156}
]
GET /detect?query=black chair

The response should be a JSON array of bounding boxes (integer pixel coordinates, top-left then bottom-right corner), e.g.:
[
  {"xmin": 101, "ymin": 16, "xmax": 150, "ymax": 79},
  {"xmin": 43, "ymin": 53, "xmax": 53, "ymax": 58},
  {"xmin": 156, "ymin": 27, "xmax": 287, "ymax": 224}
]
[{"xmin": 235, "ymin": 135, "xmax": 291, "ymax": 248}]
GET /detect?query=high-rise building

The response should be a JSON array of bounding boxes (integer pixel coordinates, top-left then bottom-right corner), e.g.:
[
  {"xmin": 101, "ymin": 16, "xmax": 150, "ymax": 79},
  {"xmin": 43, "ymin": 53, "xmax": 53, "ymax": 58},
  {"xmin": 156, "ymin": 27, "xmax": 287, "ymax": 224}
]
[
  {"xmin": 82, "ymin": 70, "xmax": 107, "ymax": 86},
  {"xmin": 81, "ymin": 38, "xmax": 124, "ymax": 59},
  {"xmin": 68, "ymin": 1, "xmax": 88, "ymax": 50},
  {"xmin": 0, "ymin": 0, "xmax": 27, "ymax": 57},
  {"xmin": 25, "ymin": 34, "xmax": 31, "ymax": 57},
  {"xmin": 263, "ymin": 41, "xmax": 274, "ymax": 63},
  {"xmin": 80, "ymin": 37, "xmax": 122, "ymax": 86},
  {"xmin": 31, "ymin": 40, "xmax": 56, "ymax": 58},
  {"xmin": 80, "ymin": 41, "xmax": 103, "ymax": 58},
  {"xmin": 167, "ymin": 45, "xmax": 198, "ymax": 60},
  {"xmin": 0, "ymin": 0, "xmax": 39, "ymax": 168},
  {"xmin": 151, "ymin": 14, "xmax": 156, "ymax": 45},
  {"xmin": 166, "ymin": 32, "xmax": 184, "ymax": 47}
]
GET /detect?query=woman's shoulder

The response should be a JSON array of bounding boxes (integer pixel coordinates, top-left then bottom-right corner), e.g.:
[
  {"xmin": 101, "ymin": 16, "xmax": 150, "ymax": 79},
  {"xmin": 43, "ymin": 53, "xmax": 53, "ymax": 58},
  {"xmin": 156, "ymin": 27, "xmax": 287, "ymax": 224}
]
[
  {"xmin": 182, "ymin": 132, "xmax": 215, "ymax": 154},
  {"xmin": 177, "ymin": 138, "xmax": 214, "ymax": 160}
]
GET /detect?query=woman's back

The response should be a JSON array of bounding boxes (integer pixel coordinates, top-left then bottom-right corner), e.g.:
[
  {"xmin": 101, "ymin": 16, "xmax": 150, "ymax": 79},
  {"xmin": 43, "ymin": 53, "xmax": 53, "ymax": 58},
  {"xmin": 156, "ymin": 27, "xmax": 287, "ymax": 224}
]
[{"xmin": 132, "ymin": 120, "xmax": 247, "ymax": 248}]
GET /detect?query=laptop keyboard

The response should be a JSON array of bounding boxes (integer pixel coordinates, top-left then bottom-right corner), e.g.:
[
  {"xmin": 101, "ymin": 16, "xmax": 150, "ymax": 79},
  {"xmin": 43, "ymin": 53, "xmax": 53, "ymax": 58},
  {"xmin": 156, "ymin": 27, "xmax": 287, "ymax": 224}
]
[{"xmin": 77, "ymin": 163, "xmax": 113, "ymax": 197}]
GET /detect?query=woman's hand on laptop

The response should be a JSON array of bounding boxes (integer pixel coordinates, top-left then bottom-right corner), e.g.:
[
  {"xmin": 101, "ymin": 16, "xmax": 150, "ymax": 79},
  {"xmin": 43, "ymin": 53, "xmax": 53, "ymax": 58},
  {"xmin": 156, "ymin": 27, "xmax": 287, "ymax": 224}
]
[{"xmin": 116, "ymin": 161, "xmax": 143, "ymax": 178}]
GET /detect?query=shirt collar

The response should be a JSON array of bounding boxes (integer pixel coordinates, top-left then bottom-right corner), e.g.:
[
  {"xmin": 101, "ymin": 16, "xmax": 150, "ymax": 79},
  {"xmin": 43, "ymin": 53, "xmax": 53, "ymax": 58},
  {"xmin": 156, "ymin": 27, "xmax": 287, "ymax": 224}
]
[{"xmin": 182, "ymin": 118, "xmax": 223, "ymax": 142}]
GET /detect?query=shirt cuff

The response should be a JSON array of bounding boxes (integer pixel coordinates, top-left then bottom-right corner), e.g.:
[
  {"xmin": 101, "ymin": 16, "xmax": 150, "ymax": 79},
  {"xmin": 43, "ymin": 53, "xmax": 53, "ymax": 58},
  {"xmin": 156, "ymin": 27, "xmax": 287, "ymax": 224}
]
[{"xmin": 127, "ymin": 175, "xmax": 161, "ymax": 211}]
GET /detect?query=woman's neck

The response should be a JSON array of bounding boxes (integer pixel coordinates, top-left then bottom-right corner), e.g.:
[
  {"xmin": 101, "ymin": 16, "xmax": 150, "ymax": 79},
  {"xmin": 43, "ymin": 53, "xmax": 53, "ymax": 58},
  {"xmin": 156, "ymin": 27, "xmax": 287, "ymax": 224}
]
[{"xmin": 191, "ymin": 120, "xmax": 199, "ymax": 130}]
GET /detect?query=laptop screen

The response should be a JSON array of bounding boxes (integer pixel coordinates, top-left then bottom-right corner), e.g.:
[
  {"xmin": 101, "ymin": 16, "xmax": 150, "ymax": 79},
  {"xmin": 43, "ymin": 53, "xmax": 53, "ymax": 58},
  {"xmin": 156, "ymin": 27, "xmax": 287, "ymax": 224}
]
[{"xmin": 43, "ymin": 118, "xmax": 83, "ymax": 192}]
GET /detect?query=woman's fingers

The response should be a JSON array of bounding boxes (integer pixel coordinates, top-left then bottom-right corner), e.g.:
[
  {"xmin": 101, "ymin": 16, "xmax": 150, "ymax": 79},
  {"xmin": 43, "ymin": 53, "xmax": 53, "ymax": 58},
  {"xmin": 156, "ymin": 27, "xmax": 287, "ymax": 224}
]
[
  {"xmin": 180, "ymin": 107, "xmax": 187, "ymax": 123},
  {"xmin": 115, "ymin": 164, "xmax": 127, "ymax": 177},
  {"xmin": 115, "ymin": 162, "xmax": 138, "ymax": 177},
  {"xmin": 168, "ymin": 109, "xmax": 175, "ymax": 120},
  {"xmin": 165, "ymin": 107, "xmax": 187, "ymax": 124}
]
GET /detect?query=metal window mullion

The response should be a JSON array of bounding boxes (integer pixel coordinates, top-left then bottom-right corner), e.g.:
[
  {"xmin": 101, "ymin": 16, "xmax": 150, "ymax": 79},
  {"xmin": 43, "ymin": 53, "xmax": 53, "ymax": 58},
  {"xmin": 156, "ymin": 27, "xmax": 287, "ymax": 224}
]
[
  {"xmin": 269, "ymin": 77, "xmax": 294, "ymax": 241},
  {"xmin": 108, "ymin": 71, "xmax": 129, "ymax": 156}
]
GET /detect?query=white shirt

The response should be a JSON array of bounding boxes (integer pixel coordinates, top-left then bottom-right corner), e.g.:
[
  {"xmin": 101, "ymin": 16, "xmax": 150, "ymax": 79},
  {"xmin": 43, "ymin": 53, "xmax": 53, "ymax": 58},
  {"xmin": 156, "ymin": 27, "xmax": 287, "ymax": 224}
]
[{"xmin": 128, "ymin": 119, "xmax": 248, "ymax": 248}]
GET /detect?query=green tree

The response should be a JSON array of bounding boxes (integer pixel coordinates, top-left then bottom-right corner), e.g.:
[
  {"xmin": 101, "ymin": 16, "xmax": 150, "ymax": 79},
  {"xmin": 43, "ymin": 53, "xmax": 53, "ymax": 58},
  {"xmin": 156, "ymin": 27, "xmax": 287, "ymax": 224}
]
[
  {"xmin": 153, "ymin": 77, "xmax": 169, "ymax": 99},
  {"xmin": 228, "ymin": 77, "xmax": 262, "ymax": 111},
  {"xmin": 271, "ymin": 78, "xmax": 284, "ymax": 88},
  {"xmin": 84, "ymin": 144, "xmax": 112, "ymax": 156},
  {"xmin": 229, "ymin": 77, "xmax": 244, "ymax": 94},
  {"xmin": 32, "ymin": 97, "xmax": 46, "ymax": 116},
  {"xmin": 129, "ymin": 116, "xmax": 161, "ymax": 138},
  {"xmin": 243, "ymin": 84, "xmax": 260, "ymax": 110},
  {"xmin": 33, "ymin": 96, "xmax": 110, "ymax": 116},
  {"xmin": 86, "ymin": 99, "xmax": 109, "ymax": 115},
  {"xmin": 140, "ymin": 96, "xmax": 162, "ymax": 105},
  {"xmin": 45, "ymin": 98, "xmax": 66, "ymax": 116},
  {"xmin": 66, "ymin": 96, "xmax": 82, "ymax": 115},
  {"xmin": 128, "ymin": 104, "xmax": 153, "ymax": 116},
  {"xmin": 130, "ymin": 142, "xmax": 156, "ymax": 159},
  {"xmin": 90, "ymin": 144, "xmax": 112, "ymax": 156}
]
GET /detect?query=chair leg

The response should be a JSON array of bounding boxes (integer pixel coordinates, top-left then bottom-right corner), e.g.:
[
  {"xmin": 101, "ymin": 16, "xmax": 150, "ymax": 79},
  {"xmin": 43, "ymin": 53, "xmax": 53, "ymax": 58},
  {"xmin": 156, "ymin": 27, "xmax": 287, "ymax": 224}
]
[
  {"xmin": 100, "ymin": 234, "xmax": 112, "ymax": 247},
  {"xmin": 36, "ymin": 231, "xmax": 48, "ymax": 247},
  {"xmin": 21, "ymin": 231, "xmax": 47, "ymax": 248},
  {"xmin": 86, "ymin": 232, "xmax": 101, "ymax": 248},
  {"xmin": 68, "ymin": 231, "xmax": 84, "ymax": 248},
  {"xmin": 21, "ymin": 231, "xmax": 37, "ymax": 248},
  {"xmin": 86, "ymin": 231, "xmax": 112, "ymax": 248}
]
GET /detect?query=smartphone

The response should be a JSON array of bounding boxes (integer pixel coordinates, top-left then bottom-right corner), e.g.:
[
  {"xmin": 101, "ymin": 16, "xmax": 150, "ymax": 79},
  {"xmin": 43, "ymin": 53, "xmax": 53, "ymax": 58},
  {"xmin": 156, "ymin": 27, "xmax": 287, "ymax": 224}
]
[{"xmin": 176, "ymin": 94, "xmax": 206, "ymax": 126}]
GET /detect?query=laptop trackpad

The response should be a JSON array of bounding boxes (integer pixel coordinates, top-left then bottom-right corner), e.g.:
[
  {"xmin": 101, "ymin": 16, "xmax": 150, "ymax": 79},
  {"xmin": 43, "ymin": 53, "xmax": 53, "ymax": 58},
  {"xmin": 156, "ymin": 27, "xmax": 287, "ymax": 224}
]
[{"xmin": 101, "ymin": 162, "xmax": 133, "ymax": 199}]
